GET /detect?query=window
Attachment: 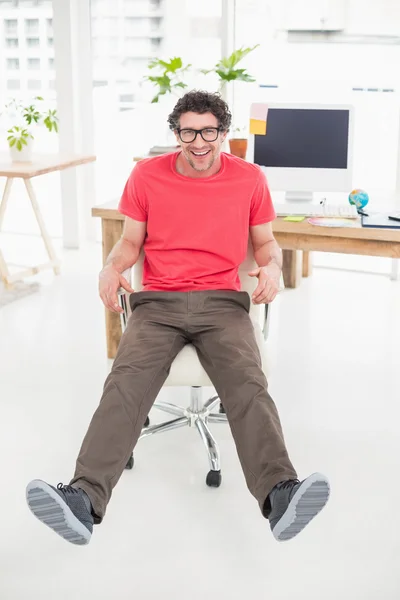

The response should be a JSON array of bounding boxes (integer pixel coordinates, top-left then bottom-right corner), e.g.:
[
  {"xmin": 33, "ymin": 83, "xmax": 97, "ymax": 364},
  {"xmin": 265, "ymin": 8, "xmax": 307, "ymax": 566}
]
[
  {"xmin": 46, "ymin": 17, "xmax": 53, "ymax": 32},
  {"xmin": 6, "ymin": 58, "xmax": 19, "ymax": 70},
  {"xmin": 26, "ymin": 37, "xmax": 40, "ymax": 48},
  {"xmin": 151, "ymin": 37, "xmax": 161, "ymax": 50},
  {"xmin": 27, "ymin": 58, "xmax": 40, "ymax": 69},
  {"xmin": 7, "ymin": 79, "xmax": 20, "ymax": 90},
  {"xmin": 27, "ymin": 79, "xmax": 41, "ymax": 90},
  {"xmin": 48, "ymin": 57, "xmax": 54, "ymax": 69},
  {"xmin": 119, "ymin": 93, "xmax": 134, "ymax": 103},
  {"xmin": 150, "ymin": 17, "xmax": 162, "ymax": 32},
  {"xmin": 25, "ymin": 18, "xmax": 39, "ymax": 34},
  {"xmin": 4, "ymin": 19, "xmax": 18, "ymax": 34},
  {"xmin": 90, "ymin": 0, "xmax": 223, "ymax": 207},
  {"xmin": 5, "ymin": 38, "xmax": 19, "ymax": 48},
  {"xmin": 150, "ymin": 0, "xmax": 162, "ymax": 9},
  {"xmin": 20, "ymin": 1, "xmax": 43, "ymax": 6},
  {"xmin": 124, "ymin": 17, "xmax": 148, "ymax": 36},
  {"xmin": 47, "ymin": 37, "xmax": 54, "ymax": 47}
]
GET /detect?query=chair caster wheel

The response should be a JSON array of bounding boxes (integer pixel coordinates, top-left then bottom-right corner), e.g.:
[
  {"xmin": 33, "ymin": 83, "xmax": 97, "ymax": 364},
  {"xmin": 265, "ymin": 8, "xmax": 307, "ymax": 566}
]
[
  {"xmin": 219, "ymin": 403, "xmax": 226, "ymax": 414},
  {"xmin": 206, "ymin": 470, "xmax": 222, "ymax": 488},
  {"xmin": 144, "ymin": 416, "xmax": 150, "ymax": 428},
  {"xmin": 125, "ymin": 454, "xmax": 134, "ymax": 470}
]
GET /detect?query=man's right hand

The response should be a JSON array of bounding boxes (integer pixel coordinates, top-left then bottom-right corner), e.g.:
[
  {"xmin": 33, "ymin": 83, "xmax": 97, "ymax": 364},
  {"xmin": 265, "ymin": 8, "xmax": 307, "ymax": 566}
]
[{"xmin": 99, "ymin": 265, "xmax": 134, "ymax": 313}]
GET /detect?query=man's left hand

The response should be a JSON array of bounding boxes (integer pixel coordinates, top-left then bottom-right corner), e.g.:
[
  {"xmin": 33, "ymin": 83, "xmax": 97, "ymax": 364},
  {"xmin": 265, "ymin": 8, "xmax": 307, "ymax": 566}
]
[{"xmin": 248, "ymin": 264, "xmax": 281, "ymax": 304}]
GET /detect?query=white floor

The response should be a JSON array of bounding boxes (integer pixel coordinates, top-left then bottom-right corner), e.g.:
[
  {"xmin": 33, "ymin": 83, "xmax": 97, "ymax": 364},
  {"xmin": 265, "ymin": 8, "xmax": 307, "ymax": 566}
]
[{"xmin": 1, "ymin": 242, "xmax": 400, "ymax": 600}]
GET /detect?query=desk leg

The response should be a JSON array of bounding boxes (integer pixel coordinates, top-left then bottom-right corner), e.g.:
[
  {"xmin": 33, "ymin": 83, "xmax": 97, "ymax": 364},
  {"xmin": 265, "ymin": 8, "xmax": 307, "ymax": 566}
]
[
  {"xmin": 101, "ymin": 218, "xmax": 124, "ymax": 359},
  {"xmin": 282, "ymin": 249, "xmax": 302, "ymax": 288},
  {"xmin": 0, "ymin": 248, "xmax": 12, "ymax": 288},
  {"xmin": 24, "ymin": 178, "xmax": 60, "ymax": 275},
  {"xmin": 0, "ymin": 178, "xmax": 13, "ymax": 230},
  {"xmin": 302, "ymin": 251, "xmax": 313, "ymax": 278},
  {"xmin": 0, "ymin": 178, "xmax": 13, "ymax": 288}
]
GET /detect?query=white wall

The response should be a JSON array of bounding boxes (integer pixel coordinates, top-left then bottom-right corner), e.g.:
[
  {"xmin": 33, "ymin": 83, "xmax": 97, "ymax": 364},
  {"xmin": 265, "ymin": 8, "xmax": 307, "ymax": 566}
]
[{"xmin": 346, "ymin": 0, "xmax": 400, "ymax": 35}]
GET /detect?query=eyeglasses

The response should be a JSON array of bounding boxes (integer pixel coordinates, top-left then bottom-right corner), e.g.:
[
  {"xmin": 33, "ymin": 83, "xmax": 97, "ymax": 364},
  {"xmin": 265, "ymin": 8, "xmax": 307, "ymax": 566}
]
[{"xmin": 177, "ymin": 127, "xmax": 221, "ymax": 143}]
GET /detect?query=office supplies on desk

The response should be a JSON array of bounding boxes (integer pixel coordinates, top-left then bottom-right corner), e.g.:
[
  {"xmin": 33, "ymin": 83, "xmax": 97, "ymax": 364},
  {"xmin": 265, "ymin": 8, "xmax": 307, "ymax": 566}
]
[
  {"xmin": 274, "ymin": 202, "xmax": 358, "ymax": 219},
  {"xmin": 283, "ymin": 215, "xmax": 306, "ymax": 222},
  {"xmin": 361, "ymin": 213, "xmax": 400, "ymax": 229},
  {"xmin": 349, "ymin": 188, "xmax": 369, "ymax": 210},
  {"xmin": 308, "ymin": 217, "xmax": 358, "ymax": 228}
]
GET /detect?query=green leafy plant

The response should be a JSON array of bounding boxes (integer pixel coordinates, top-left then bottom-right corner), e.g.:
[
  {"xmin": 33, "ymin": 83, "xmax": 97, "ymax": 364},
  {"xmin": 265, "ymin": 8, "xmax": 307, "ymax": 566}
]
[
  {"xmin": 7, "ymin": 126, "xmax": 33, "ymax": 152},
  {"xmin": 201, "ymin": 45, "xmax": 259, "ymax": 89},
  {"xmin": 2, "ymin": 96, "xmax": 59, "ymax": 151},
  {"xmin": 144, "ymin": 57, "xmax": 191, "ymax": 103}
]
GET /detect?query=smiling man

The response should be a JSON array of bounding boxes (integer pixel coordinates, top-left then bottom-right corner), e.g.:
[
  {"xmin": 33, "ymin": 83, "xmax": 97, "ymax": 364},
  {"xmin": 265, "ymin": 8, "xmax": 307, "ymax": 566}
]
[{"xmin": 26, "ymin": 91, "xmax": 330, "ymax": 546}]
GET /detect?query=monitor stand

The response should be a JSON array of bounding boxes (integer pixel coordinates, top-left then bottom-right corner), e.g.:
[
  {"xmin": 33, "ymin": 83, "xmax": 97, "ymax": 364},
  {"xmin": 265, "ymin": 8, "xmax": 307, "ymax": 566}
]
[{"xmin": 285, "ymin": 191, "xmax": 314, "ymax": 203}]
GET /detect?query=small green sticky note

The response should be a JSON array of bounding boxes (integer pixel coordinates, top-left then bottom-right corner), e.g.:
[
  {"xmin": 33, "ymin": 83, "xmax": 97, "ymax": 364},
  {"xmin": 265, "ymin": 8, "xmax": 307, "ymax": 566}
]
[{"xmin": 283, "ymin": 215, "xmax": 306, "ymax": 222}]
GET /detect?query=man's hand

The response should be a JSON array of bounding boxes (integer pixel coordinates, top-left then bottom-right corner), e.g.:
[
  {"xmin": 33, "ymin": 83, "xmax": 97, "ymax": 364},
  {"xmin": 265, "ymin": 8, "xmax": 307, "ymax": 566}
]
[
  {"xmin": 99, "ymin": 265, "xmax": 134, "ymax": 313},
  {"xmin": 248, "ymin": 264, "xmax": 281, "ymax": 304}
]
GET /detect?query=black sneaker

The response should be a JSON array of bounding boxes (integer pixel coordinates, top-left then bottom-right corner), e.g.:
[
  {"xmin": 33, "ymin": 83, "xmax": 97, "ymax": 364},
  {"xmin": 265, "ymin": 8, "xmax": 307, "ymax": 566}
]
[
  {"xmin": 26, "ymin": 480, "xmax": 94, "ymax": 546},
  {"xmin": 268, "ymin": 473, "xmax": 330, "ymax": 542}
]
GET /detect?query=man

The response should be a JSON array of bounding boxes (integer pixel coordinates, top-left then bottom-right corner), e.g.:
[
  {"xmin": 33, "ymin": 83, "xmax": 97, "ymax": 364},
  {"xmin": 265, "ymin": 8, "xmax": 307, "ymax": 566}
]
[{"xmin": 26, "ymin": 91, "xmax": 329, "ymax": 546}]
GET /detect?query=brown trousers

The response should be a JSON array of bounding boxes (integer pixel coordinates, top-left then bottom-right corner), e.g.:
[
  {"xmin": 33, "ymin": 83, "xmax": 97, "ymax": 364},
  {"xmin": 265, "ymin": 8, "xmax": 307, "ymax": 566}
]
[{"xmin": 71, "ymin": 291, "xmax": 297, "ymax": 522}]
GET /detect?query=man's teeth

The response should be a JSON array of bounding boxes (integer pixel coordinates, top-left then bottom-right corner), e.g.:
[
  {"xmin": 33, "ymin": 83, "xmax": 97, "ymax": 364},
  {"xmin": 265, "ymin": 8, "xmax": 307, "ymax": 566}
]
[{"xmin": 192, "ymin": 150, "xmax": 209, "ymax": 156}]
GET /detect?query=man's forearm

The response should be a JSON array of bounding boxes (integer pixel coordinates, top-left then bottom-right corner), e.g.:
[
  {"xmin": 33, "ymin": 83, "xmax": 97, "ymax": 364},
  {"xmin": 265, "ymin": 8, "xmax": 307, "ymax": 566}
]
[
  {"xmin": 254, "ymin": 240, "xmax": 283, "ymax": 271},
  {"xmin": 103, "ymin": 238, "xmax": 141, "ymax": 273}
]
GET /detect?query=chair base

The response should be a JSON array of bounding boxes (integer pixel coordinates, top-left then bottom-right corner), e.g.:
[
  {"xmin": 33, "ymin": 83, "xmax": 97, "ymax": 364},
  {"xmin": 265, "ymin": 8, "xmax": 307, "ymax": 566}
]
[{"xmin": 125, "ymin": 387, "xmax": 227, "ymax": 487}]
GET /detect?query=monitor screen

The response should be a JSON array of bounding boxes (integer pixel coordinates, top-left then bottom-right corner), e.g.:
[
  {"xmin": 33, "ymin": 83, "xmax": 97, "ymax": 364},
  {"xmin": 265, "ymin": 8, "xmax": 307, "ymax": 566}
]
[{"xmin": 254, "ymin": 108, "xmax": 349, "ymax": 170}]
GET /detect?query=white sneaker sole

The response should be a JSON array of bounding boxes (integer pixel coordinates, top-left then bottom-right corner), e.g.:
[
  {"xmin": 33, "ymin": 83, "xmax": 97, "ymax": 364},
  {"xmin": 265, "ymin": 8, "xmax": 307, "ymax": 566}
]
[
  {"xmin": 272, "ymin": 473, "xmax": 330, "ymax": 542},
  {"xmin": 26, "ymin": 479, "xmax": 91, "ymax": 546}
]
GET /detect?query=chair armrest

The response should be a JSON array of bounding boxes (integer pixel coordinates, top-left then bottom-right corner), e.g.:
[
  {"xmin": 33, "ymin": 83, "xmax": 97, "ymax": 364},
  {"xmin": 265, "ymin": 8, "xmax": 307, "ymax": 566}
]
[
  {"xmin": 249, "ymin": 275, "xmax": 285, "ymax": 340},
  {"xmin": 117, "ymin": 267, "xmax": 133, "ymax": 332},
  {"xmin": 117, "ymin": 267, "xmax": 133, "ymax": 296}
]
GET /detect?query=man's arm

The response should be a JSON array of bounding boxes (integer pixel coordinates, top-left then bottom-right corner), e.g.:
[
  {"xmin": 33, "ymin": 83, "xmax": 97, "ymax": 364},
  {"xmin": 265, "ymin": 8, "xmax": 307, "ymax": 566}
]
[
  {"xmin": 99, "ymin": 217, "xmax": 147, "ymax": 313},
  {"xmin": 250, "ymin": 222, "xmax": 282, "ymax": 270},
  {"xmin": 249, "ymin": 222, "xmax": 282, "ymax": 304},
  {"xmin": 104, "ymin": 217, "xmax": 147, "ymax": 273}
]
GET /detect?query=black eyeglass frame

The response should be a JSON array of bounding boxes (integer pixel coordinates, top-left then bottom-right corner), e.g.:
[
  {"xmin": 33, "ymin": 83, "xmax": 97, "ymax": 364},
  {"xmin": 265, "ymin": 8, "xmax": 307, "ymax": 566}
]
[{"xmin": 176, "ymin": 127, "xmax": 223, "ymax": 143}]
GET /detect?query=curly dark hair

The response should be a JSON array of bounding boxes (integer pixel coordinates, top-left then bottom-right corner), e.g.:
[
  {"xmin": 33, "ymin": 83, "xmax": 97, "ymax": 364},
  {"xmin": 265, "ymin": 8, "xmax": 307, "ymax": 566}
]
[{"xmin": 167, "ymin": 90, "xmax": 232, "ymax": 132}]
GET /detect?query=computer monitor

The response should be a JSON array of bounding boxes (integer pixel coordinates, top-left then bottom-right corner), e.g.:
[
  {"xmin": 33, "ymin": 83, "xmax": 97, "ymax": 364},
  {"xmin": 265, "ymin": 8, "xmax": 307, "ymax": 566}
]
[{"xmin": 247, "ymin": 103, "xmax": 354, "ymax": 202}]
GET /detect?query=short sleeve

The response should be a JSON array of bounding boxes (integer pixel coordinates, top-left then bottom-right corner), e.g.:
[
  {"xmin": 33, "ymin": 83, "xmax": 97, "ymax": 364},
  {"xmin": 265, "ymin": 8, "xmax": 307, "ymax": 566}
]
[
  {"xmin": 118, "ymin": 164, "xmax": 148, "ymax": 222},
  {"xmin": 249, "ymin": 168, "xmax": 276, "ymax": 226}
]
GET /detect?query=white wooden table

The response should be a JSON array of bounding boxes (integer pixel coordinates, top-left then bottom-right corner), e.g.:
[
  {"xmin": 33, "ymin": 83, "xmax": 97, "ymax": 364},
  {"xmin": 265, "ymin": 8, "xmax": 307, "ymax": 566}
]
[{"xmin": 0, "ymin": 153, "xmax": 96, "ymax": 287}]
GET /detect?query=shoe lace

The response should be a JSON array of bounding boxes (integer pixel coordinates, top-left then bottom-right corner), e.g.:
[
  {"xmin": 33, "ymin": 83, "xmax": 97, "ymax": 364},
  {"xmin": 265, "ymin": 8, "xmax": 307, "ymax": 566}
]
[
  {"xmin": 57, "ymin": 483, "xmax": 79, "ymax": 495},
  {"xmin": 278, "ymin": 479, "xmax": 300, "ymax": 491}
]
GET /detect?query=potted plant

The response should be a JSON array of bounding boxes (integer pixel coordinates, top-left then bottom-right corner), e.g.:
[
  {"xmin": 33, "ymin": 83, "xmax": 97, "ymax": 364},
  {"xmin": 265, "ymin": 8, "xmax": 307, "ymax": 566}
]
[
  {"xmin": 201, "ymin": 45, "xmax": 259, "ymax": 158},
  {"xmin": 229, "ymin": 125, "xmax": 249, "ymax": 159},
  {"xmin": 143, "ymin": 56, "xmax": 192, "ymax": 104},
  {"xmin": 3, "ymin": 97, "xmax": 58, "ymax": 162},
  {"xmin": 142, "ymin": 56, "xmax": 191, "ymax": 150}
]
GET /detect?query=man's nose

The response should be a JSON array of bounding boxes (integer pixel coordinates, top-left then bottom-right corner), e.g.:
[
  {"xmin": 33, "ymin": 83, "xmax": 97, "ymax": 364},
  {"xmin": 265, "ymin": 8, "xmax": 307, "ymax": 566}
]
[{"xmin": 192, "ymin": 132, "xmax": 207, "ymax": 145}]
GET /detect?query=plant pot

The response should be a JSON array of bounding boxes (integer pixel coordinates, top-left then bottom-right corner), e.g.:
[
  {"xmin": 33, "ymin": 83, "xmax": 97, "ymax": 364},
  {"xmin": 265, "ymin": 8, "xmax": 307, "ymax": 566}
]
[
  {"xmin": 229, "ymin": 138, "xmax": 248, "ymax": 160},
  {"xmin": 9, "ymin": 138, "xmax": 34, "ymax": 162}
]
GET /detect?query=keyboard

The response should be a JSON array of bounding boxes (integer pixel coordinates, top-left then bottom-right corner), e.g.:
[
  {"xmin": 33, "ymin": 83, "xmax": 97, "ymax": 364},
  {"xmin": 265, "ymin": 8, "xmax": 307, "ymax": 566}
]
[{"xmin": 274, "ymin": 202, "xmax": 359, "ymax": 219}]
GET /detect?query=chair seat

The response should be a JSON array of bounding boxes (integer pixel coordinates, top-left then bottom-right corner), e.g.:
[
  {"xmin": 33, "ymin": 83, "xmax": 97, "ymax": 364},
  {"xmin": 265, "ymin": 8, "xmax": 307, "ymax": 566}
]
[{"xmin": 164, "ymin": 322, "xmax": 268, "ymax": 387}]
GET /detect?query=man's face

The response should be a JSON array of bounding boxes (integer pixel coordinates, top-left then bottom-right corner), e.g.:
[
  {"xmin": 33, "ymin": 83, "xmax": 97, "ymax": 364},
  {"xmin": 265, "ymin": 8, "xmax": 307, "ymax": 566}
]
[{"xmin": 175, "ymin": 112, "xmax": 227, "ymax": 173}]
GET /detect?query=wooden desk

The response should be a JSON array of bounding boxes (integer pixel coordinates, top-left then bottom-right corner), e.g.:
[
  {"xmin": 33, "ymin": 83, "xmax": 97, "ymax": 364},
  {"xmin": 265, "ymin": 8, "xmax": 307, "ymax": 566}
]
[
  {"xmin": 0, "ymin": 153, "xmax": 96, "ymax": 287},
  {"xmin": 275, "ymin": 217, "xmax": 400, "ymax": 287},
  {"xmin": 92, "ymin": 200, "xmax": 400, "ymax": 358}
]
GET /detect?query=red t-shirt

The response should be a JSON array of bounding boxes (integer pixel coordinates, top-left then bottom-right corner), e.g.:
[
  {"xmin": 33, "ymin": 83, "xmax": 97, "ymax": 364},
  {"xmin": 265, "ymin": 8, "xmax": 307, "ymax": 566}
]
[{"xmin": 118, "ymin": 151, "xmax": 275, "ymax": 292}]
